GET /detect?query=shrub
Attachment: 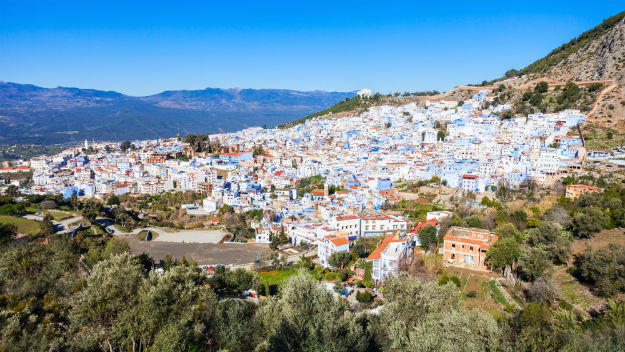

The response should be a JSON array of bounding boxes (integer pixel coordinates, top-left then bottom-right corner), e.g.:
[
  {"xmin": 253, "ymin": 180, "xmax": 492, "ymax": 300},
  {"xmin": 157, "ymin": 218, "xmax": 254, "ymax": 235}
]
[
  {"xmin": 559, "ymin": 300, "xmax": 573, "ymax": 311},
  {"xmin": 466, "ymin": 290, "xmax": 477, "ymax": 298},
  {"xmin": 356, "ymin": 290, "xmax": 373, "ymax": 303},
  {"xmin": 573, "ymin": 244, "xmax": 625, "ymax": 297},
  {"xmin": 518, "ymin": 248, "xmax": 552, "ymax": 282},
  {"xmin": 439, "ymin": 274, "xmax": 461, "ymax": 288},
  {"xmin": 504, "ymin": 305, "xmax": 516, "ymax": 313},
  {"xmin": 569, "ymin": 206, "xmax": 607, "ymax": 238}
]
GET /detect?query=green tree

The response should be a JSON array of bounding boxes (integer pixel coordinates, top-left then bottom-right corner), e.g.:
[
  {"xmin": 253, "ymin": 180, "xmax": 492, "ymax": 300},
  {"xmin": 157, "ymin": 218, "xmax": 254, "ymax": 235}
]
[
  {"xmin": 132, "ymin": 266, "xmax": 216, "ymax": 351},
  {"xmin": 102, "ymin": 237, "xmax": 130, "ymax": 259},
  {"xmin": 418, "ymin": 225, "xmax": 438, "ymax": 251},
  {"xmin": 518, "ymin": 247, "xmax": 552, "ymax": 282},
  {"xmin": 510, "ymin": 209, "xmax": 529, "ymax": 230},
  {"xmin": 0, "ymin": 222, "xmax": 17, "ymax": 245},
  {"xmin": 328, "ymin": 251, "xmax": 351, "ymax": 269},
  {"xmin": 107, "ymin": 195, "xmax": 121, "ymax": 206},
  {"xmin": 351, "ymin": 241, "xmax": 367, "ymax": 258},
  {"xmin": 535, "ymin": 81, "xmax": 549, "ymax": 93},
  {"xmin": 437, "ymin": 130, "xmax": 447, "ymax": 141},
  {"xmin": 375, "ymin": 274, "xmax": 502, "ymax": 351},
  {"xmin": 573, "ymin": 244, "xmax": 625, "ymax": 297},
  {"xmin": 215, "ymin": 300, "xmax": 257, "ymax": 351},
  {"xmin": 70, "ymin": 254, "xmax": 217, "ymax": 351},
  {"xmin": 40, "ymin": 213, "xmax": 55, "ymax": 236},
  {"xmin": 252, "ymin": 145, "xmax": 264, "ymax": 156},
  {"xmin": 527, "ymin": 221, "xmax": 571, "ymax": 264},
  {"xmin": 269, "ymin": 226, "xmax": 289, "ymax": 250},
  {"xmin": 486, "ymin": 236, "xmax": 521, "ymax": 271},
  {"xmin": 253, "ymin": 272, "xmax": 370, "ymax": 351},
  {"xmin": 461, "ymin": 215, "xmax": 482, "ymax": 228},
  {"xmin": 530, "ymin": 92, "xmax": 543, "ymax": 106},
  {"xmin": 69, "ymin": 253, "xmax": 146, "ymax": 350},
  {"xmin": 363, "ymin": 261, "xmax": 373, "ymax": 288},
  {"xmin": 356, "ymin": 290, "xmax": 372, "ymax": 303},
  {"xmin": 120, "ymin": 140, "xmax": 132, "ymax": 152},
  {"xmin": 505, "ymin": 69, "xmax": 519, "ymax": 78},
  {"xmin": 569, "ymin": 206, "xmax": 607, "ymax": 238},
  {"xmin": 70, "ymin": 191, "xmax": 79, "ymax": 211},
  {"xmin": 494, "ymin": 223, "xmax": 522, "ymax": 242}
]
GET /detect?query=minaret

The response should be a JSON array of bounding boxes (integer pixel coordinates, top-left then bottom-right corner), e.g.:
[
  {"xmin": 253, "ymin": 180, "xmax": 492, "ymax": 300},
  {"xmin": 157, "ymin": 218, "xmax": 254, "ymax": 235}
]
[{"xmin": 84, "ymin": 139, "xmax": 88, "ymax": 149}]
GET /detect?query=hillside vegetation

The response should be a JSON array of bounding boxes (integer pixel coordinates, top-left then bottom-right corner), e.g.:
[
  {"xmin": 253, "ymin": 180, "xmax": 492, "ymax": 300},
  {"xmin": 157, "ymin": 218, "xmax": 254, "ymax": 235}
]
[
  {"xmin": 519, "ymin": 11, "xmax": 625, "ymax": 78},
  {"xmin": 278, "ymin": 94, "xmax": 382, "ymax": 128},
  {"xmin": 279, "ymin": 90, "xmax": 445, "ymax": 128}
]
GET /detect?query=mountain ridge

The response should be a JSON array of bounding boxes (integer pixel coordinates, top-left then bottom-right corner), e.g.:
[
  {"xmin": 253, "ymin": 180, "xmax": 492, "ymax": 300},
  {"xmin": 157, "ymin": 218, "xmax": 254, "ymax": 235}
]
[
  {"xmin": 0, "ymin": 82, "xmax": 354, "ymax": 144},
  {"xmin": 280, "ymin": 11, "xmax": 625, "ymax": 132}
]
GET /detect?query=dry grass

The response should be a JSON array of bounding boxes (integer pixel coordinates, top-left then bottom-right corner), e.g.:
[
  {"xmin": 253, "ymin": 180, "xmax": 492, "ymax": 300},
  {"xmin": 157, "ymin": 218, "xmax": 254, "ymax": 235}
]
[
  {"xmin": 503, "ymin": 194, "xmax": 558, "ymax": 215},
  {"xmin": 0, "ymin": 215, "xmax": 41, "ymax": 234},
  {"xmin": 443, "ymin": 266, "xmax": 503, "ymax": 314},
  {"xmin": 570, "ymin": 228, "xmax": 625, "ymax": 255},
  {"xmin": 551, "ymin": 265, "xmax": 602, "ymax": 313},
  {"xmin": 549, "ymin": 229, "xmax": 625, "ymax": 314},
  {"xmin": 532, "ymin": 194, "xmax": 559, "ymax": 214}
]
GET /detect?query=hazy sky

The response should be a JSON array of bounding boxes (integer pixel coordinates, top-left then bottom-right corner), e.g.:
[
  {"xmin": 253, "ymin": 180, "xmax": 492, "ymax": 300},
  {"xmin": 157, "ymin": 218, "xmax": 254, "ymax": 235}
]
[{"xmin": 1, "ymin": 1, "xmax": 623, "ymax": 96}]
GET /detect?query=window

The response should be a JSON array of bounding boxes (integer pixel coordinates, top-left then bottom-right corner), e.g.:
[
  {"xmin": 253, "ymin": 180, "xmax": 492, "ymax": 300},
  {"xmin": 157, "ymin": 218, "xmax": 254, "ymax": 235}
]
[
  {"xmin": 451, "ymin": 244, "xmax": 456, "ymax": 248},
  {"xmin": 470, "ymin": 246, "xmax": 474, "ymax": 251}
]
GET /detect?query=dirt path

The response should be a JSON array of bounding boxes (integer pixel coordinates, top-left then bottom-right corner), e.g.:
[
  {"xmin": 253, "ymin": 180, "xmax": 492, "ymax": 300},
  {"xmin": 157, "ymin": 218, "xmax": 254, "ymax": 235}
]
[
  {"xmin": 153, "ymin": 229, "xmax": 227, "ymax": 243},
  {"xmin": 22, "ymin": 214, "xmax": 83, "ymax": 233},
  {"xmin": 588, "ymin": 83, "xmax": 618, "ymax": 119},
  {"xmin": 421, "ymin": 85, "xmax": 492, "ymax": 101},
  {"xmin": 125, "ymin": 236, "xmax": 272, "ymax": 266}
]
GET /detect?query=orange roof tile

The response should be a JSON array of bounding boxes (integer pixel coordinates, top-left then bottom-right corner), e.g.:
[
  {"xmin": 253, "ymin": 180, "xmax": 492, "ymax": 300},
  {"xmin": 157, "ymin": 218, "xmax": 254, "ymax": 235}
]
[
  {"xmin": 366, "ymin": 234, "xmax": 407, "ymax": 260},
  {"xmin": 329, "ymin": 237, "xmax": 349, "ymax": 246}
]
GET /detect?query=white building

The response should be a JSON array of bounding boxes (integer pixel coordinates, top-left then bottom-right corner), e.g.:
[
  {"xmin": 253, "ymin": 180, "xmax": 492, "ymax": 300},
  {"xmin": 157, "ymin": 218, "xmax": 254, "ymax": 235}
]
[
  {"xmin": 202, "ymin": 197, "xmax": 221, "ymax": 212},
  {"xmin": 366, "ymin": 234, "xmax": 410, "ymax": 283},
  {"xmin": 329, "ymin": 214, "xmax": 361, "ymax": 238},
  {"xmin": 356, "ymin": 88, "xmax": 372, "ymax": 98},
  {"xmin": 317, "ymin": 232, "xmax": 350, "ymax": 268},
  {"xmin": 360, "ymin": 214, "xmax": 408, "ymax": 237}
]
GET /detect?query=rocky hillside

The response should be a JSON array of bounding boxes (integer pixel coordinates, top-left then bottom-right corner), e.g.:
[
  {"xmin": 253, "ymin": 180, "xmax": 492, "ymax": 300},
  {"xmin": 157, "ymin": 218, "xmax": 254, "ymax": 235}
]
[
  {"xmin": 518, "ymin": 11, "xmax": 625, "ymax": 83},
  {"xmin": 495, "ymin": 11, "xmax": 625, "ymax": 135}
]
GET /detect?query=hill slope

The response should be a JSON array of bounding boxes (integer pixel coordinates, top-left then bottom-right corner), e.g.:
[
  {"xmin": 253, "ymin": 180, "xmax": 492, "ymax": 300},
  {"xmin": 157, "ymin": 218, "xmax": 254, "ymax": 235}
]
[
  {"xmin": 280, "ymin": 12, "xmax": 625, "ymax": 132},
  {"xmin": 517, "ymin": 11, "xmax": 625, "ymax": 82},
  {"xmin": 0, "ymin": 82, "xmax": 353, "ymax": 144}
]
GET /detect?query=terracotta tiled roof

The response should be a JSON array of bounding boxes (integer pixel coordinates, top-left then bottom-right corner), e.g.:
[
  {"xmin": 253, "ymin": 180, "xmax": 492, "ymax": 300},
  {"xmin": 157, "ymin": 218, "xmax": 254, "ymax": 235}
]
[
  {"xmin": 567, "ymin": 184, "xmax": 597, "ymax": 190},
  {"xmin": 366, "ymin": 234, "xmax": 407, "ymax": 260},
  {"xmin": 410, "ymin": 218, "xmax": 437, "ymax": 233},
  {"xmin": 337, "ymin": 215, "xmax": 359, "ymax": 221},
  {"xmin": 311, "ymin": 189, "xmax": 325, "ymax": 196},
  {"xmin": 329, "ymin": 236, "xmax": 349, "ymax": 246},
  {"xmin": 366, "ymin": 235, "xmax": 395, "ymax": 260}
]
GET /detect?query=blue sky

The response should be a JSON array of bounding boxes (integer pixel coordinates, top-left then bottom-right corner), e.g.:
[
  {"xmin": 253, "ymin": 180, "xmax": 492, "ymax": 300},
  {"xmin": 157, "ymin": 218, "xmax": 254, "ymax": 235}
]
[{"xmin": 1, "ymin": 1, "xmax": 623, "ymax": 96}]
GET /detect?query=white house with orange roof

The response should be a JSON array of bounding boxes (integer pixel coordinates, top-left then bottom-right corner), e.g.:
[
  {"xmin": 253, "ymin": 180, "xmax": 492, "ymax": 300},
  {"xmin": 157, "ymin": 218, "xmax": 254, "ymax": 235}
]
[
  {"xmin": 318, "ymin": 231, "xmax": 350, "ymax": 268},
  {"xmin": 366, "ymin": 234, "xmax": 410, "ymax": 283}
]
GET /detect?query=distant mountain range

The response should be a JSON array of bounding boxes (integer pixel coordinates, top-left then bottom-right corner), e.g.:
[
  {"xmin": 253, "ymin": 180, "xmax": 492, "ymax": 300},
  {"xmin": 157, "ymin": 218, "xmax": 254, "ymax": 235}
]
[{"xmin": 0, "ymin": 82, "xmax": 354, "ymax": 144}]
